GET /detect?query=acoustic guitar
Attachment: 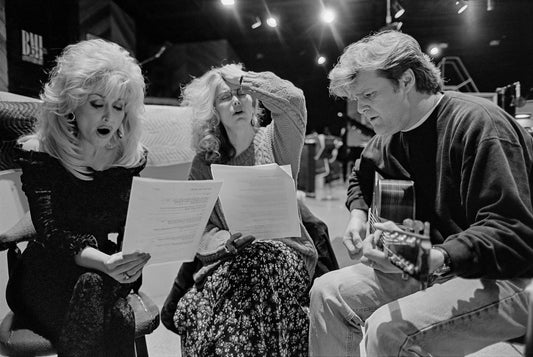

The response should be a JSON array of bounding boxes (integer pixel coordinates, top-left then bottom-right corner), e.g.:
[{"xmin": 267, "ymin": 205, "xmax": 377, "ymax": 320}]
[{"xmin": 368, "ymin": 174, "xmax": 432, "ymax": 289}]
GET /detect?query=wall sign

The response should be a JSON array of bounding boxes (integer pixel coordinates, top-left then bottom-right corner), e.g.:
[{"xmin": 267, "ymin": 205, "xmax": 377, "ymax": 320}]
[{"xmin": 21, "ymin": 29, "xmax": 44, "ymax": 65}]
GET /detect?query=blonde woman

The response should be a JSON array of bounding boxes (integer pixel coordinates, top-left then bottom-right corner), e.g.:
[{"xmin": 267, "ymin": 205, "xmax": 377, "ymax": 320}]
[
  {"xmin": 162, "ymin": 64, "xmax": 318, "ymax": 356},
  {"xmin": 6, "ymin": 39, "xmax": 150, "ymax": 356}
]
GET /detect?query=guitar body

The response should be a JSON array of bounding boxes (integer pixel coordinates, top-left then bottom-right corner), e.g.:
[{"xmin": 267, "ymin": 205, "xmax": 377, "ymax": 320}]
[
  {"xmin": 370, "ymin": 177, "xmax": 416, "ymax": 225},
  {"xmin": 369, "ymin": 174, "xmax": 431, "ymax": 288}
]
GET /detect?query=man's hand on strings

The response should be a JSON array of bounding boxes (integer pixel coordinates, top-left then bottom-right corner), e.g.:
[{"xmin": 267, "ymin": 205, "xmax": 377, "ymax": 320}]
[{"xmin": 361, "ymin": 221, "xmax": 402, "ymax": 273}]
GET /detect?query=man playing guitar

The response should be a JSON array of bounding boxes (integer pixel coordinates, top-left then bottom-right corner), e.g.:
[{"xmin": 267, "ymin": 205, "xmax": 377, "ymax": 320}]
[{"xmin": 309, "ymin": 30, "xmax": 533, "ymax": 357}]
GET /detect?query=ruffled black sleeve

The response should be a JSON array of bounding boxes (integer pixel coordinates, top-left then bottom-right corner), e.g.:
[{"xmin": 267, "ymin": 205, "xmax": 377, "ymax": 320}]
[{"xmin": 16, "ymin": 149, "xmax": 98, "ymax": 258}]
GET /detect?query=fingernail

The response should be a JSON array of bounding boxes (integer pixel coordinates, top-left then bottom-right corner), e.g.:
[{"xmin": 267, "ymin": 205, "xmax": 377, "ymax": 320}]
[{"xmin": 355, "ymin": 241, "xmax": 363, "ymax": 248}]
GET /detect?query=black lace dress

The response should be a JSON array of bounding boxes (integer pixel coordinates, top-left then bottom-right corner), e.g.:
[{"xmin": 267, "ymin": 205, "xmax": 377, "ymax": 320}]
[{"xmin": 6, "ymin": 148, "xmax": 146, "ymax": 357}]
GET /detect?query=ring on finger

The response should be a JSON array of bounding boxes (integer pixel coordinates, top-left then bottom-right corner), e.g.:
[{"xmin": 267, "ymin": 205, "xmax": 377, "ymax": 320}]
[{"xmin": 225, "ymin": 239, "xmax": 237, "ymax": 254}]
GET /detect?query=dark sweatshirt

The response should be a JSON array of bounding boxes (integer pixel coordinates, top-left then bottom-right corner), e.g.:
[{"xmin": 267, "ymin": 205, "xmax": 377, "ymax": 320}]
[{"xmin": 346, "ymin": 91, "xmax": 533, "ymax": 279}]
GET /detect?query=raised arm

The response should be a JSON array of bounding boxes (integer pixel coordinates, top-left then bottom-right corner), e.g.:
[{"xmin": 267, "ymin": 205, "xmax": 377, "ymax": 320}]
[
  {"xmin": 219, "ymin": 67, "xmax": 307, "ymax": 180},
  {"xmin": 242, "ymin": 71, "xmax": 307, "ymax": 179}
]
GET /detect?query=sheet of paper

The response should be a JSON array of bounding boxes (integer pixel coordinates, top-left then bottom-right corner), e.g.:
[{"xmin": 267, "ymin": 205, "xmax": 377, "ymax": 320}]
[
  {"xmin": 211, "ymin": 163, "xmax": 300, "ymax": 240},
  {"xmin": 122, "ymin": 177, "xmax": 222, "ymax": 266}
]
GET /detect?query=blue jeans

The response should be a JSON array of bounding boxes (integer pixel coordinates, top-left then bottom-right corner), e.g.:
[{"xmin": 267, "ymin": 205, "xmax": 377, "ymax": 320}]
[{"xmin": 308, "ymin": 263, "xmax": 529, "ymax": 357}]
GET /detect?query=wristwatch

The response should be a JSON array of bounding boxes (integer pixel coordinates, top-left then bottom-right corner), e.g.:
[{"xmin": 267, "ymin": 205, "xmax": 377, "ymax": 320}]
[{"xmin": 431, "ymin": 246, "xmax": 452, "ymax": 277}]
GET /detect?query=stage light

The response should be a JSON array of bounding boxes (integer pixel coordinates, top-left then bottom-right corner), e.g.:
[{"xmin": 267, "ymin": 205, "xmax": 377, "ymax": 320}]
[
  {"xmin": 320, "ymin": 8, "xmax": 336, "ymax": 23},
  {"xmin": 317, "ymin": 56, "xmax": 326, "ymax": 65},
  {"xmin": 429, "ymin": 46, "xmax": 440, "ymax": 56},
  {"xmin": 385, "ymin": 0, "xmax": 405, "ymax": 24},
  {"xmin": 392, "ymin": 1, "xmax": 405, "ymax": 19},
  {"xmin": 456, "ymin": 0, "xmax": 468, "ymax": 14},
  {"xmin": 266, "ymin": 17, "xmax": 278, "ymax": 28},
  {"xmin": 427, "ymin": 42, "xmax": 448, "ymax": 58},
  {"xmin": 220, "ymin": 0, "xmax": 235, "ymax": 6},
  {"xmin": 487, "ymin": 0, "xmax": 494, "ymax": 11}
]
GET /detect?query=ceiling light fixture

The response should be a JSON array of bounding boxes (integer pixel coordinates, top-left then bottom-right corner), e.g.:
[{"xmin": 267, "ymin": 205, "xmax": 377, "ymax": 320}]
[
  {"xmin": 429, "ymin": 46, "xmax": 441, "ymax": 56},
  {"xmin": 317, "ymin": 56, "xmax": 326, "ymax": 65},
  {"xmin": 456, "ymin": 0, "xmax": 468, "ymax": 14},
  {"xmin": 392, "ymin": 1, "xmax": 405, "ymax": 19},
  {"xmin": 220, "ymin": 0, "xmax": 235, "ymax": 6},
  {"xmin": 266, "ymin": 17, "xmax": 278, "ymax": 28},
  {"xmin": 426, "ymin": 42, "xmax": 448, "ymax": 58},
  {"xmin": 320, "ymin": 8, "xmax": 336, "ymax": 24}
]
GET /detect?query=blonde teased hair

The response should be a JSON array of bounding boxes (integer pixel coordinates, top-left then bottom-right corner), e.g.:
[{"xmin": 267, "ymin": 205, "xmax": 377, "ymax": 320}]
[
  {"xmin": 19, "ymin": 39, "xmax": 146, "ymax": 180},
  {"xmin": 181, "ymin": 63, "xmax": 262, "ymax": 163}
]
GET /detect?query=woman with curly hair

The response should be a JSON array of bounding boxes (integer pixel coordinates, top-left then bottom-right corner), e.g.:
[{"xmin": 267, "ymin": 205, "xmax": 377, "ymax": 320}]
[
  {"xmin": 161, "ymin": 63, "xmax": 318, "ymax": 356},
  {"xmin": 5, "ymin": 39, "xmax": 151, "ymax": 356}
]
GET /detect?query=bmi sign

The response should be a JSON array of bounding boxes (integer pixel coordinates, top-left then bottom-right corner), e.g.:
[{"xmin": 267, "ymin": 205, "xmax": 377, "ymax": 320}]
[{"xmin": 21, "ymin": 29, "xmax": 43, "ymax": 65}]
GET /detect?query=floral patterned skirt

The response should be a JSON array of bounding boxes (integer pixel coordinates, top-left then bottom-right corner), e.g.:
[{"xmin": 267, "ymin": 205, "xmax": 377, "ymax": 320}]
[{"xmin": 174, "ymin": 240, "xmax": 310, "ymax": 357}]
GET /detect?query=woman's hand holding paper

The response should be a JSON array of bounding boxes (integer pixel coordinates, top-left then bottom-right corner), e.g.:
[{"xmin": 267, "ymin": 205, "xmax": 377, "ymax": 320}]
[{"xmin": 105, "ymin": 251, "xmax": 151, "ymax": 283}]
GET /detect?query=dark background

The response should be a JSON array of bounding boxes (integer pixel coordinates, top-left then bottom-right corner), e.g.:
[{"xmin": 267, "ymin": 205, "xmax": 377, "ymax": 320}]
[{"xmin": 5, "ymin": 0, "xmax": 533, "ymax": 135}]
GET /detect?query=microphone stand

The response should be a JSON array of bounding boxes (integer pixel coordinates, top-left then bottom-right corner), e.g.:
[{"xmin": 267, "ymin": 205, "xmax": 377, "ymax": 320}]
[{"xmin": 139, "ymin": 44, "xmax": 169, "ymax": 66}]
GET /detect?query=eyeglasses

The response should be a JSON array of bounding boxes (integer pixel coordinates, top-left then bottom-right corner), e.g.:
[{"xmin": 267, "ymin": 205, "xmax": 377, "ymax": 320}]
[{"xmin": 215, "ymin": 88, "xmax": 246, "ymax": 103}]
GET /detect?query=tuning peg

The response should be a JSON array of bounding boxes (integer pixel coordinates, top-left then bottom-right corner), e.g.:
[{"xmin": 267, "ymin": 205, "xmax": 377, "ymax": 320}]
[{"xmin": 402, "ymin": 218, "xmax": 414, "ymax": 232}]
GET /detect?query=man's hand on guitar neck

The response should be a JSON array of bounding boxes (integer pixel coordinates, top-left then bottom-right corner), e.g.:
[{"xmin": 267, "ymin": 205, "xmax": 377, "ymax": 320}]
[
  {"xmin": 343, "ymin": 209, "xmax": 368, "ymax": 260},
  {"xmin": 361, "ymin": 221, "xmax": 403, "ymax": 273},
  {"xmin": 361, "ymin": 220, "xmax": 448, "ymax": 278}
]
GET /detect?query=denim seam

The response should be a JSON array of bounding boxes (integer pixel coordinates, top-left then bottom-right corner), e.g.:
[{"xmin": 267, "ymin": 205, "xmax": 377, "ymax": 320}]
[
  {"xmin": 344, "ymin": 309, "xmax": 364, "ymax": 327},
  {"xmin": 397, "ymin": 289, "xmax": 526, "ymax": 356}
]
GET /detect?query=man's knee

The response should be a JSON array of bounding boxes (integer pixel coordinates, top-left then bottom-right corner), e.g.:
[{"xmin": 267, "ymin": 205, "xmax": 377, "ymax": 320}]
[
  {"xmin": 310, "ymin": 272, "xmax": 341, "ymax": 308},
  {"xmin": 365, "ymin": 307, "xmax": 411, "ymax": 356},
  {"xmin": 309, "ymin": 273, "xmax": 337, "ymax": 303},
  {"xmin": 309, "ymin": 272, "xmax": 344, "ymax": 328},
  {"xmin": 309, "ymin": 271, "xmax": 365, "ymax": 326}
]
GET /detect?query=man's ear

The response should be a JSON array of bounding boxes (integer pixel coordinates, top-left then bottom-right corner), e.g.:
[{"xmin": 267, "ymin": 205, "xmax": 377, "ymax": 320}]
[{"xmin": 400, "ymin": 69, "xmax": 415, "ymax": 91}]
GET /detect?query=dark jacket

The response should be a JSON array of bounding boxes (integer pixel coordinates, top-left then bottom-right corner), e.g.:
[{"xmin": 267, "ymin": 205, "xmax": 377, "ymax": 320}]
[{"xmin": 346, "ymin": 91, "xmax": 533, "ymax": 279}]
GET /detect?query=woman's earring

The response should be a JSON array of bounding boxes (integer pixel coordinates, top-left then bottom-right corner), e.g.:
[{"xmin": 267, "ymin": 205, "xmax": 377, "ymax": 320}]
[
  {"xmin": 117, "ymin": 123, "xmax": 124, "ymax": 139},
  {"xmin": 66, "ymin": 113, "xmax": 78, "ymax": 137}
]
